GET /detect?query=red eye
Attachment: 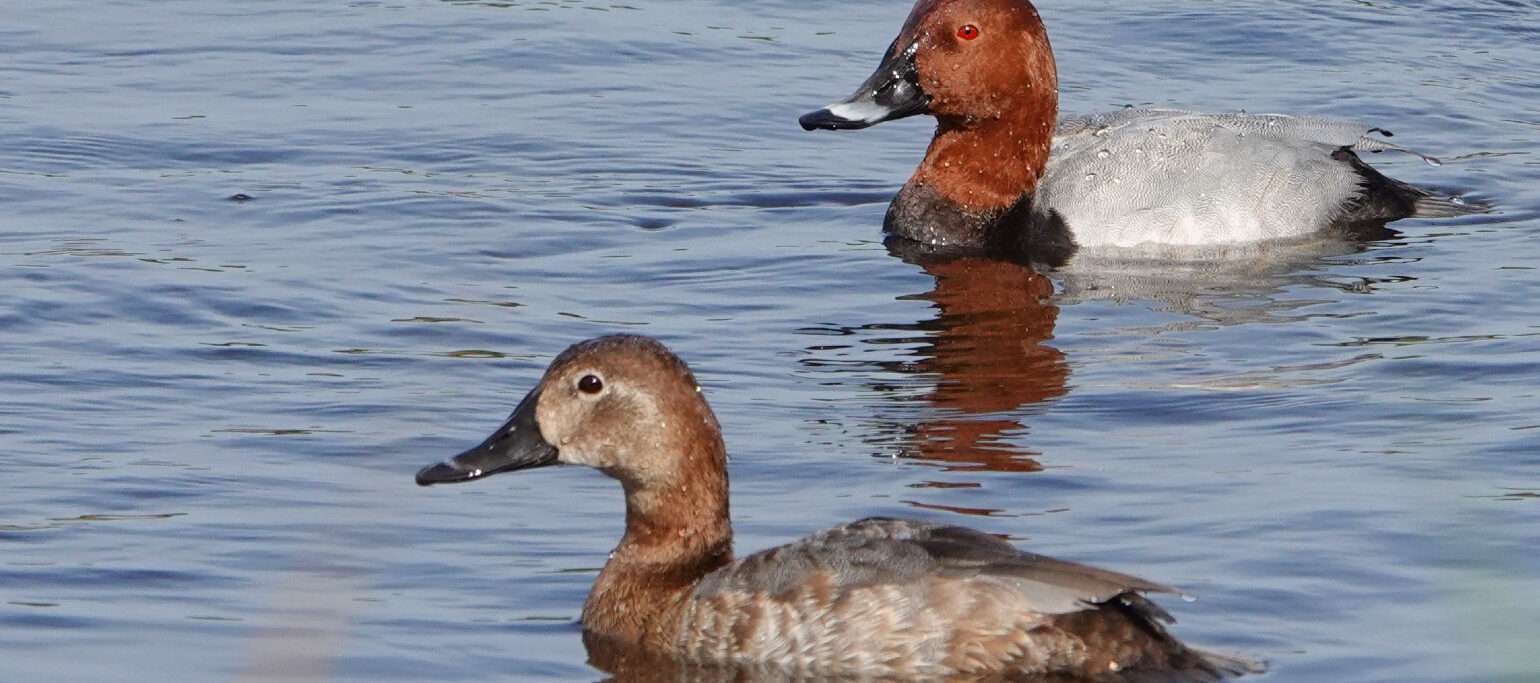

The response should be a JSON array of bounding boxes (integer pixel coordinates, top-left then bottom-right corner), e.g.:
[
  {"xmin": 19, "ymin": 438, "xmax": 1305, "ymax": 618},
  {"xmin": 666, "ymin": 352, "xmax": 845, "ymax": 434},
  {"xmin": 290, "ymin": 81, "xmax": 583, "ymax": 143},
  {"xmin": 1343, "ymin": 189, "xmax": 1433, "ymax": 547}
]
[{"xmin": 957, "ymin": 24, "xmax": 979, "ymax": 40}]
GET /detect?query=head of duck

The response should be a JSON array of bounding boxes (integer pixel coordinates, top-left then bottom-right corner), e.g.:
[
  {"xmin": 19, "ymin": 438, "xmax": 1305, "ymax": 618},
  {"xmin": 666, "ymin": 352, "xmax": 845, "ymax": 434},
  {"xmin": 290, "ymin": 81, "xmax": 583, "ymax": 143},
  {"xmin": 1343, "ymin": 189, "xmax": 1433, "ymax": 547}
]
[
  {"xmin": 802, "ymin": 0, "xmax": 1059, "ymax": 254},
  {"xmin": 417, "ymin": 335, "xmax": 732, "ymax": 647}
]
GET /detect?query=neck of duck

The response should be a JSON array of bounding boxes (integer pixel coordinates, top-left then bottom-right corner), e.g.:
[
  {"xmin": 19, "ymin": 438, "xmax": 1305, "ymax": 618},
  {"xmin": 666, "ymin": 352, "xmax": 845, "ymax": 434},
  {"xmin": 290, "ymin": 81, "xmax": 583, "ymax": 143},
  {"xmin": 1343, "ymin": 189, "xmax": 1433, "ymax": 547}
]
[
  {"xmin": 582, "ymin": 435, "xmax": 733, "ymax": 648},
  {"xmin": 886, "ymin": 104, "xmax": 1057, "ymax": 249}
]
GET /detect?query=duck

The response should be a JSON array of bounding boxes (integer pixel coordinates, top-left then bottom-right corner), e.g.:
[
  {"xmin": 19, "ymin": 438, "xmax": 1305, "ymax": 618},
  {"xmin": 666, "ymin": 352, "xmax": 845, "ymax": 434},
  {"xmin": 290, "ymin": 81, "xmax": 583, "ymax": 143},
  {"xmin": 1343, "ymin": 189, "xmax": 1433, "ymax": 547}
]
[
  {"xmin": 799, "ymin": 0, "xmax": 1482, "ymax": 266},
  {"xmin": 416, "ymin": 334, "xmax": 1259, "ymax": 679}
]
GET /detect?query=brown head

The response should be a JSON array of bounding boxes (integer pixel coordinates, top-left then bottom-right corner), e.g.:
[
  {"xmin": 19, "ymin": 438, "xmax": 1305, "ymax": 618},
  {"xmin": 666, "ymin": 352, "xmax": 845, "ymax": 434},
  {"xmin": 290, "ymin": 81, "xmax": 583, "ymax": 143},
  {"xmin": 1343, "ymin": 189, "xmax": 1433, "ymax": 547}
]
[
  {"xmin": 417, "ymin": 335, "xmax": 730, "ymax": 536},
  {"xmin": 801, "ymin": 0, "xmax": 1059, "ymax": 245},
  {"xmin": 418, "ymin": 335, "xmax": 733, "ymax": 646}
]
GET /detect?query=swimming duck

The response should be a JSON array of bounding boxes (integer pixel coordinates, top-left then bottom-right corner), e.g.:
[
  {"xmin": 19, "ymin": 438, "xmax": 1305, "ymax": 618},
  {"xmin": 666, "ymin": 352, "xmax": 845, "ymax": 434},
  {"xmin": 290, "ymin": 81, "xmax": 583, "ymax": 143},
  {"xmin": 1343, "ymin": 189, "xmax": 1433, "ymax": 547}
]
[
  {"xmin": 800, "ymin": 0, "xmax": 1480, "ymax": 265},
  {"xmin": 417, "ymin": 335, "xmax": 1257, "ymax": 679}
]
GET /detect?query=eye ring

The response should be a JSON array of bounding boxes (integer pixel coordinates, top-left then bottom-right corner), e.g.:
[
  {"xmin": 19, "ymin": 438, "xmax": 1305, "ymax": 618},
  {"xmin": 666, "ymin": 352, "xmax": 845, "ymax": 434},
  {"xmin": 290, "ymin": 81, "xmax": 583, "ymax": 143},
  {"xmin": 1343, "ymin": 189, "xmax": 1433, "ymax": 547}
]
[
  {"xmin": 577, "ymin": 374, "xmax": 604, "ymax": 395},
  {"xmin": 957, "ymin": 24, "xmax": 979, "ymax": 40}
]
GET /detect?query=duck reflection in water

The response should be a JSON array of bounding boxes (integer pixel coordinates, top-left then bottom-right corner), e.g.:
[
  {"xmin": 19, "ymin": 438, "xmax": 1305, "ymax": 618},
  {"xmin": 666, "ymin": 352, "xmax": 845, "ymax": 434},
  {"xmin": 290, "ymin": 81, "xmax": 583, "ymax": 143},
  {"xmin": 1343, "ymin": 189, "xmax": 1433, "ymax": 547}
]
[
  {"xmin": 902, "ymin": 247, "xmax": 1067, "ymax": 473},
  {"xmin": 803, "ymin": 240, "xmax": 1069, "ymax": 476},
  {"xmin": 804, "ymin": 229, "xmax": 1408, "ymax": 483}
]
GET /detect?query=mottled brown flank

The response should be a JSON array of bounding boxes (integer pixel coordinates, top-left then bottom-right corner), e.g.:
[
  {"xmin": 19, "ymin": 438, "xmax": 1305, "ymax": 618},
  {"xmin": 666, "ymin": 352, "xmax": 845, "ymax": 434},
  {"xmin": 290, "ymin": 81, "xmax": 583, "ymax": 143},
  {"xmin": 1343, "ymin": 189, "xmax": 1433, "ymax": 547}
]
[
  {"xmin": 905, "ymin": 0, "xmax": 1059, "ymax": 213},
  {"xmin": 655, "ymin": 518, "xmax": 1241, "ymax": 679}
]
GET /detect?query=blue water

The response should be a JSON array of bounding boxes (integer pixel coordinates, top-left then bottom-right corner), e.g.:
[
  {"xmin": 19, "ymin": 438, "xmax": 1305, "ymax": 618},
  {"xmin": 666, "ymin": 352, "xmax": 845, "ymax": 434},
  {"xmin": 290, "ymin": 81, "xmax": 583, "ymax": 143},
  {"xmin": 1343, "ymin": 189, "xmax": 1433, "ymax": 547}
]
[{"xmin": 2, "ymin": 1, "xmax": 1537, "ymax": 681}]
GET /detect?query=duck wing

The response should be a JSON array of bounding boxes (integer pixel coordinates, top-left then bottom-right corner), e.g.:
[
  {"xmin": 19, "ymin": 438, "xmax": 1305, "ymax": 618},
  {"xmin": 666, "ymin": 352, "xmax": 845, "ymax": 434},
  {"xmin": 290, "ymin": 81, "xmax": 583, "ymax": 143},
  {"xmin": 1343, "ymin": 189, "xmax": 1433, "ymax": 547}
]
[
  {"xmin": 677, "ymin": 517, "xmax": 1257, "ymax": 678},
  {"xmin": 694, "ymin": 516, "xmax": 1175, "ymax": 615}
]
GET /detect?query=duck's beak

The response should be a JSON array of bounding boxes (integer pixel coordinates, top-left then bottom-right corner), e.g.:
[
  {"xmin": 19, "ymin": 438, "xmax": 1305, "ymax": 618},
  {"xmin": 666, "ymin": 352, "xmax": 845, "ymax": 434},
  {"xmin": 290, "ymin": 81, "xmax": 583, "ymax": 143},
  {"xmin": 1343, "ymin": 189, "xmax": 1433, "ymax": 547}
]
[
  {"xmin": 800, "ymin": 39, "xmax": 928, "ymax": 131},
  {"xmin": 416, "ymin": 387, "xmax": 558, "ymax": 486}
]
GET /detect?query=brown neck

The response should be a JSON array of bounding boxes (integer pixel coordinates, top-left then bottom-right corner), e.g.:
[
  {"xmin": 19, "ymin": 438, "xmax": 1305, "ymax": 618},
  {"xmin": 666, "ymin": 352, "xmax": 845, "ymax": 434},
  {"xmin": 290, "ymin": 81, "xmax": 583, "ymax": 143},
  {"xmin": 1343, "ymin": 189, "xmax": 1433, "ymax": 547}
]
[
  {"xmin": 582, "ymin": 436, "xmax": 733, "ymax": 647},
  {"xmin": 915, "ymin": 112, "xmax": 1053, "ymax": 211},
  {"xmin": 616, "ymin": 468, "xmax": 732, "ymax": 565},
  {"xmin": 885, "ymin": 111, "xmax": 1056, "ymax": 249}
]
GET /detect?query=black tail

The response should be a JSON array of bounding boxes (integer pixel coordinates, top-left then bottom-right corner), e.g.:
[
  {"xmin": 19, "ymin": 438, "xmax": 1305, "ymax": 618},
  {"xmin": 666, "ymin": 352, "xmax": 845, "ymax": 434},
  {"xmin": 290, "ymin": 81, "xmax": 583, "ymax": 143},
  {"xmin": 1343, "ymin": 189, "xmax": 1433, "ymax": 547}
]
[
  {"xmin": 1191, "ymin": 648, "xmax": 1268, "ymax": 679},
  {"xmin": 1333, "ymin": 147, "xmax": 1489, "ymax": 227},
  {"xmin": 1102, "ymin": 593, "xmax": 1265, "ymax": 680}
]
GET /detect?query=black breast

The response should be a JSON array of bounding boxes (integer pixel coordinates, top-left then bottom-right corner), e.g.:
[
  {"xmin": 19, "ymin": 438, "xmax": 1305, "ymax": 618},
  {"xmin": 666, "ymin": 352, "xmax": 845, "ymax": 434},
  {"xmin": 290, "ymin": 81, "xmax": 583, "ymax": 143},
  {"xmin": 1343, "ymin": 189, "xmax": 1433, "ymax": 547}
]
[{"xmin": 884, "ymin": 183, "xmax": 1078, "ymax": 267}]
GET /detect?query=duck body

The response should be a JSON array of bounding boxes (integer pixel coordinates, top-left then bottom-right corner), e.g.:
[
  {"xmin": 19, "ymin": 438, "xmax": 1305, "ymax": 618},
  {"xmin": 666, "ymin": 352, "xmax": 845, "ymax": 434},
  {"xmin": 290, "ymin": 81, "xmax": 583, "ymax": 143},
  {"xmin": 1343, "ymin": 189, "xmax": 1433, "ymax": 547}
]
[
  {"xmin": 674, "ymin": 516, "xmax": 1241, "ymax": 679},
  {"xmin": 416, "ymin": 335, "xmax": 1257, "ymax": 679},
  {"xmin": 1035, "ymin": 109, "xmax": 1465, "ymax": 250},
  {"xmin": 800, "ymin": 0, "xmax": 1480, "ymax": 264}
]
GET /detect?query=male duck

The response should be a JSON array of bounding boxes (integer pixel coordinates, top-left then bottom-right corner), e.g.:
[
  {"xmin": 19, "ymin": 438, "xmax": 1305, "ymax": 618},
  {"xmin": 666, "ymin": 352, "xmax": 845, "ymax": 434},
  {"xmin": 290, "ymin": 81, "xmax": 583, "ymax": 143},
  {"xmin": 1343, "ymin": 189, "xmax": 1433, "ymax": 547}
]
[
  {"xmin": 417, "ymin": 335, "xmax": 1257, "ymax": 679},
  {"xmin": 800, "ymin": 0, "xmax": 1481, "ymax": 265}
]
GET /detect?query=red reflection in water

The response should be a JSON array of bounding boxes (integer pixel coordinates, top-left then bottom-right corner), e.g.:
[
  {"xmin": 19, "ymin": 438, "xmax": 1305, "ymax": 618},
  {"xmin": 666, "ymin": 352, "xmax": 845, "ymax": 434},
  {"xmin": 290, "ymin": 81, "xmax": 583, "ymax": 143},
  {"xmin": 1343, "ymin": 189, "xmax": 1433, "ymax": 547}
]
[{"xmin": 905, "ymin": 255, "xmax": 1067, "ymax": 474}]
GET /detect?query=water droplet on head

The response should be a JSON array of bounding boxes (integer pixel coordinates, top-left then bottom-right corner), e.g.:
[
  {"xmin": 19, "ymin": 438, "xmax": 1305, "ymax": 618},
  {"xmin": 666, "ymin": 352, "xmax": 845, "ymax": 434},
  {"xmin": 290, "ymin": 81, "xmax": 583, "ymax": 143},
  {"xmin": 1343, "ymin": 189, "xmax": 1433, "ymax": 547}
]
[
  {"xmin": 1084, "ymin": 172, "xmax": 1097, "ymax": 181},
  {"xmin": 1096, "ymin": 149, "xmax": 1111, "ymax": 159}
]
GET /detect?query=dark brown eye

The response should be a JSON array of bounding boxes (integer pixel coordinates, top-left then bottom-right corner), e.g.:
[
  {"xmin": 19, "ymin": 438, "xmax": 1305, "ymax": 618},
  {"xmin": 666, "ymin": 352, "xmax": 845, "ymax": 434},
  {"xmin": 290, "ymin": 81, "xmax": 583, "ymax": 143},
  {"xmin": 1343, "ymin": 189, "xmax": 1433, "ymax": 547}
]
[
  {"xmin": 957, "ymin": 24, "xmax": 979, "ymax": 40},
  {"xmin": 578, "ymin": 374, "xmax": 604, "ymax": 394}
]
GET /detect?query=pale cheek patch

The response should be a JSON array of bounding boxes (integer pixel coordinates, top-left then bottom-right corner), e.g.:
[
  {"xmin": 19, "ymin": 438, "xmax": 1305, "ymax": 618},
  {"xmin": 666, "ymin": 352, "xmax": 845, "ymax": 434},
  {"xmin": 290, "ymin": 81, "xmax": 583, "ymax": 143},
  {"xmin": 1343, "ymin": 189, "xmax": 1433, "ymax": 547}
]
[
  {"xmin": 558, "ymin": 440, "xmax": 627, "ymax": 471},
  {"xmin": 557, "ymin": 447, "xmax": 605, "ymax": 468}
]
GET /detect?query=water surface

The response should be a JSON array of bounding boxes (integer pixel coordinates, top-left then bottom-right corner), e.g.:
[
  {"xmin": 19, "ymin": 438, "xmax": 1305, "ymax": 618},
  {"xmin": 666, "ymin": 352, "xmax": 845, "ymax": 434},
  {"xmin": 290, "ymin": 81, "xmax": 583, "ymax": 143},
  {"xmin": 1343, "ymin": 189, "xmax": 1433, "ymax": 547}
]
[{"xmin": 2, "ymin": 1, "xmax": 1537, "ymax": 681}]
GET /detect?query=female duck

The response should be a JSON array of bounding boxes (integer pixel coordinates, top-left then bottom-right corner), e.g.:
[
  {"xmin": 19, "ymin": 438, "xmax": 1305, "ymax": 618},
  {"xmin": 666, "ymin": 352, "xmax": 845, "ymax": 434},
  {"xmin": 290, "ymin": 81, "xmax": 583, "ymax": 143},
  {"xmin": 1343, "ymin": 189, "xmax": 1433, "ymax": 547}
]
[
  {"xmin": 800, "ymin": 0, "xmax": 1480, "ymax": 265},
  {"xmin": 417, "ymin": 335, "xmax": 1257, "ymax": 679}
]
